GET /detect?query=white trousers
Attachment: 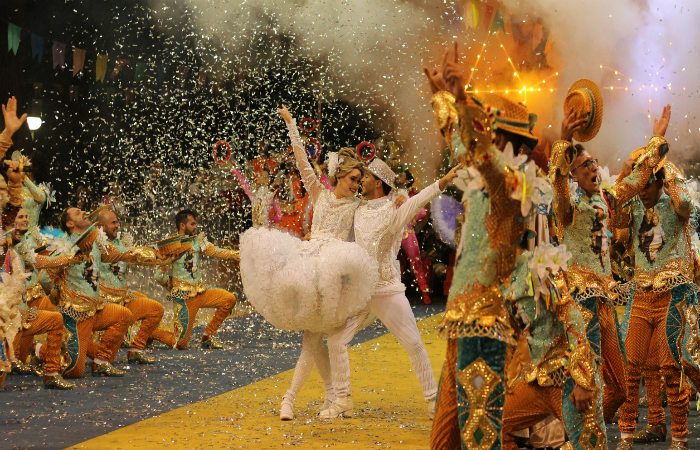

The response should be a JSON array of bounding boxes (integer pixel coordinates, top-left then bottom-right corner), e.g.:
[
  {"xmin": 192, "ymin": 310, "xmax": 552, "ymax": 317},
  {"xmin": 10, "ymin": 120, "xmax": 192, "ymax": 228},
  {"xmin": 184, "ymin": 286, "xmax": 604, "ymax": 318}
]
[{"xmin": 327, "ymin": 292, "xmax": 437, "ymax": 400}]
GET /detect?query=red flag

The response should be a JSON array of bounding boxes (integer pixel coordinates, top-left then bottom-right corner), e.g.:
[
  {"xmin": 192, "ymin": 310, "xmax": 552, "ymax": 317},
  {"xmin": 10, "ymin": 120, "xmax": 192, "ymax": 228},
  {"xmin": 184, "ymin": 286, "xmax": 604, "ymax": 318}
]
[{"xmin": 481, "ymin": 5, "xmax": 494, "ymax": 31}]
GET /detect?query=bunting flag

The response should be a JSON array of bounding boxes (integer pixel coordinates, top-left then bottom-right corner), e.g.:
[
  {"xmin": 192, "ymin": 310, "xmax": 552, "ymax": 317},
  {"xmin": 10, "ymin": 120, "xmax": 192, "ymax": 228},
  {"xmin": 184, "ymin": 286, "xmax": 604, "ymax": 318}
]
[
  {"xmin": 96, "ymin": 54, "xmax": 108, "ymax": 82},
  {"xmin": 464, "ymin": 0, "xmax": 474, "ymax": 30},
  {"xmin": 52, "ymin": 41, "xmax": 66, "ymax": 68},
  {"xmin": 491, "ymin": 9, "xmax": 505, "ymax": 34},
  {"xmin": 535, "ymin": 27, "xmax": 551, "ymax": 54},
  {"xmin": 30, "ymin": 33, "xmax": 44, "ymax": 62},
  {"xmin": 198, "ymin": 69, "xmax": 208, "ymax": 87},
  {"xmin": 134, "ymin": 62, "xmax": 147, "ymax": 82},
  {"xmin": 511, "ymin": 15, "xmax": 523, "ymax": 43},
  {"xmin": 8, "ymin": 24, "xmax": 21, "ymax": 55},
  {"xmin": 178, "ymin": 65, "xmax": 189, "ymax": 88},
  {"xmin": 156, "ymin": 65, "xmax": 167, "ymax": 85},
  {"xmin": 470, "ymin": 1, "xmax": 480, "ymax": 30},
  {"xmin": 73, "ymin": 48, "xmax": 86, "ymax": 77},
  {"xmin": 544, "ymin": 29, "xmax": 554, "ymax": 53},
  {"xmin": 481, "ymin": 5, "xmax": 494, "ymax": 31},
  {"xmin": 532, "ymin": 24, "xmax": 544, "ymax": 50},
  {"xmin": 109, "ymin": 58, "xmax": 129, "ymax": 79}
]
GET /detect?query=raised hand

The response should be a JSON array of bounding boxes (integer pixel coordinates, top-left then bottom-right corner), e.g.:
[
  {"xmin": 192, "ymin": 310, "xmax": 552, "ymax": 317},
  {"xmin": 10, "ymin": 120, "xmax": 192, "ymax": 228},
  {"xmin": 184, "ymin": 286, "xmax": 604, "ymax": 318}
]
[
  {"xmin": 2, "ymin": 97, "xmax": 28, "ymax": 137},
  {"xmin": 423, "ymin": 48, "xmax": 449, "ymax": 94},
  {"xmin": 652, "ymin": 104, "xmax": 671, "ymax": 137},
  {"xmin": 560, "ymin": 106, "xmax": 588, "ymax": 142},
  {"xmin": 443, "ymin": 41, "xmax": 467, "ymax": 102},
  {"xmin": 277, "ymin": 105, "xmax": 294, "ymax": 125},
  {"xmin": 439, "ymin": 162, "xmax": 465, "ymax": 190}
]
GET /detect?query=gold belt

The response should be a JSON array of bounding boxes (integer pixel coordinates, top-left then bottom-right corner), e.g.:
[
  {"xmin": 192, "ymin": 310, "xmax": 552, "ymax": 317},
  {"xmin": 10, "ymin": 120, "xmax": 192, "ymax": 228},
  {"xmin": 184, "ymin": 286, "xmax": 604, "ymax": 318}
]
[
  {"xmin": 99, "ymin": 283, "xmax": 133, "ymax": 305},
  {"xmin": 58, "ymin": 288, "xmax": 104, "ymax": 317},
  {"xmin": 635, "ymin": 258, "xmax": 694, "ymax": 293},
  {"xmin": 171, "ymin": 278, "xmax": 208, "ymax": 300},
  {"xmin": 439, "ymin": 282, "xmax": 515, "ymax": 344}
]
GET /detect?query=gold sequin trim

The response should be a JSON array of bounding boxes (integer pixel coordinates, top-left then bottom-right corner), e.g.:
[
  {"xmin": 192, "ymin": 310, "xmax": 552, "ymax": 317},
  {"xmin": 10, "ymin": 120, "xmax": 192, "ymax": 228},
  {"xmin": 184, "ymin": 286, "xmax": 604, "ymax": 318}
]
[
  {"xmin": 439, "ymin": 282, "xmax": 515, "ymax": 344},
  {"xmin": 170, "ymin": 278, "xmax": 209, "ymax": 300},
  {"xmin": 457, "ymin": 358, "xmax": 501, "ymax": 450}
]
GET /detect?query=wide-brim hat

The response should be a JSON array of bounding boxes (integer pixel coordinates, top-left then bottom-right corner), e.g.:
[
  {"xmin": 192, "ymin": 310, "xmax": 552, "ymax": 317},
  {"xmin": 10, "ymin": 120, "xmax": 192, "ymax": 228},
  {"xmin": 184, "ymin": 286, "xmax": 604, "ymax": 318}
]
[
  {"xmin": 480, "ymin": 93, "xmax": 538, "ymax": 148},
  {"xmin": 365, "ymin": 158, "xmax": 396, "ymax": 190},
  {"xmin": 154, "ymin": 235, "xmax": 184, "ymax": 255},
  {"xmin": 73, "ymin": 223, "xmax": 97, "ymax": 250},
  {"xmin": 87, "ymin": 204, "xmax": 111, "ymax": 222},
  {"xmin": 564, "ymin": 79, "xmax": 604, "ymax": 142}
]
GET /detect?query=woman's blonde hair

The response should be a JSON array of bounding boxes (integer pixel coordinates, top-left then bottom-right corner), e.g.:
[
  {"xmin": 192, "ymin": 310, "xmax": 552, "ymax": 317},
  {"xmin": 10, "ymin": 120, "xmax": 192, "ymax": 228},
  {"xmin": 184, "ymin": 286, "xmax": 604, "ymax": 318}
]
[{"xmin": 330, "ymin": 148, "xmax": 364, "ymax": 187}]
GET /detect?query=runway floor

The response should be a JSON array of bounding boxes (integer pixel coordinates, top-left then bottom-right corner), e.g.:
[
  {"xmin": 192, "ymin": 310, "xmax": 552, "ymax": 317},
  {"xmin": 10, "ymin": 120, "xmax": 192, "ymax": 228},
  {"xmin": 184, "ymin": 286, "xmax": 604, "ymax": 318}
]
[{"xmin": 2, "ymin": 298, "xmax": 700, "ymax": 449}]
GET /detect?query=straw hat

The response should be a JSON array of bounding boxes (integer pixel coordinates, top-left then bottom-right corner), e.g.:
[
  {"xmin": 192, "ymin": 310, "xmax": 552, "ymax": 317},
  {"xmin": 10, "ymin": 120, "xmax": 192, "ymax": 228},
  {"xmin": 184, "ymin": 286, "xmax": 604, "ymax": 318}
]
[
  {"xmin": 564, "ymin": 79, "xmax": 604, "ymax": 142},
  {"xmin": 365, "ymin": 158, "xmax": 396, "ymax": 190},
  {"xmin": 87, "ymin": 204, "xmax": 111, "ymax": 222},
  {"xmin": 480, "ymin": 93, "xmax": 538, "ymax": 147}
]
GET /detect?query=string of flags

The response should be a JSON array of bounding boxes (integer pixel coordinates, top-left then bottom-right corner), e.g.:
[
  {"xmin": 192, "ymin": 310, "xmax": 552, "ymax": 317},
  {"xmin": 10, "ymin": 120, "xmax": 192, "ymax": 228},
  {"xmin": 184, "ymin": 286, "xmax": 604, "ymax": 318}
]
[
  {"xmin": 3, "ymin": 19, "xmax": 209, "ymax": 90},
  {"xmin": 461, "ymin": 0, "xmax": 552, "ymax": 53}
]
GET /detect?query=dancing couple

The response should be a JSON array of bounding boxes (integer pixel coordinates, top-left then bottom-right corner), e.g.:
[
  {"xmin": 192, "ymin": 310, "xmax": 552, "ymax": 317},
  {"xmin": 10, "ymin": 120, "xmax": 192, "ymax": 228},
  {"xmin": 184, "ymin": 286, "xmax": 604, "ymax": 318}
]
[{"xmin": 239, "ymin": 104, "xmax": 461, "ymax": 419}]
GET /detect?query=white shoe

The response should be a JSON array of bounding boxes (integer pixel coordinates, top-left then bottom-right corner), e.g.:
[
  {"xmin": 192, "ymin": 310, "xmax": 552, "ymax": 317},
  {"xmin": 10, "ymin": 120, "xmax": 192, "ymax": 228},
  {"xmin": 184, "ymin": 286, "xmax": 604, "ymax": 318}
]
[
  {"xmin": 319, "ymin": 396, "xmax": 353, "ymax": 418},
  {"xmin": 280, "ymin": 398, "xmax": 294, "ymax": 421},
  {"xmin": 428, "ymin": 397, "xmax": 436, "ymax": 420}
]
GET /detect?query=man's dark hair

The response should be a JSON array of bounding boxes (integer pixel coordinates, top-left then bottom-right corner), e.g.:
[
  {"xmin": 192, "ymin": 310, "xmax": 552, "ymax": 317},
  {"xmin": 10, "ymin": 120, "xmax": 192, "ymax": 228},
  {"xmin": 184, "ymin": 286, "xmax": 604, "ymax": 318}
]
[
  {"xmin": 175, "ymin": 209, "xmax": 198, "ymax": 230},
  {"xmin": 403, "ymin": 170, "xmax": 415, "ymax": 188},
  {"xmin": 495, "ymin": 129, "xmax": 538, "ymax": 159},
  {"xmin": 59, "ymin": 207, "xmax": 74, "ymax": 233},
  {"xmin": 368, "ymin": 172, "xmax": 392, "ymax": 196}
]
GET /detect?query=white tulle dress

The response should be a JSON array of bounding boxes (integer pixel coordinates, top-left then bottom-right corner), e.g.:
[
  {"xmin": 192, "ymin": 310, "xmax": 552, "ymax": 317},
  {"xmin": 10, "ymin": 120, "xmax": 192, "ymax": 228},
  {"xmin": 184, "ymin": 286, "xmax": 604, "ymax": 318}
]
[{"xmin": 239, "ymin": 120, "xmax": 378, "ymax": 333}]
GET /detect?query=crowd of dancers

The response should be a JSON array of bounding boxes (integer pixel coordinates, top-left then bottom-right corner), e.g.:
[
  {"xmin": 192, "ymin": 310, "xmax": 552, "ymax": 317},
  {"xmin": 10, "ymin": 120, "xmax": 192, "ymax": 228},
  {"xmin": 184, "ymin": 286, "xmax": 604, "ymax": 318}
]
[{"xmin": 2, "ymin": 38, "xmax": 700, "ymax": 450}]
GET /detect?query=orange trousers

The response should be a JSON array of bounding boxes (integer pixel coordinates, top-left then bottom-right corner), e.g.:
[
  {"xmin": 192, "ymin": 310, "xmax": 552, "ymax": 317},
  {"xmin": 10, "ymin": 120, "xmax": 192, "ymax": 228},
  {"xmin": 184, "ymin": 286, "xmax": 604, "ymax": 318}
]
[
  {"xmin": 13, "ymin": 311, "xmax": 64, "ymax": 374},
  {"xmin": 643, "ymin": 327, "xmax": 666, "ymax": 426},
  {"xmin": 63, "ymin": 303, "xmax": 131, "ymax": 379},
  {"xmin": 597, "ymin": 300, "xmax": 628, "ymax": 423},
  {"xmin": 130, "ymin": 292, "xmax": 175, "ymax": 349},
  {"xmin": 619, "ymin": 289, "xmax": 689, "ymax": 439},
  {"xmin": 502, "ymin": 381, "xmax": 564, "ymax": 450},
  {"xmin": 16, "ymin": 295, "xmax": 58, "ymax": 363},
  {"xmin": 175, "ymin": 288, "xmax": 235, "ymax": 350},
  {"xmin": 87, "ymin": 293, "xmax": 175, "ymax": 358}
]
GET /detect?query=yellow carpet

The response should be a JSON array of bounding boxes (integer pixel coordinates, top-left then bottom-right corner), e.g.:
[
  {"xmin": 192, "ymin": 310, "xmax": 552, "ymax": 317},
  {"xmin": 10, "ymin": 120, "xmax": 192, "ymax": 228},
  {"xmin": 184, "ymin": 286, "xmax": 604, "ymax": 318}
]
[{"xmin": 67, "ymin": 313, "xmax": 447, "ymax": 450}]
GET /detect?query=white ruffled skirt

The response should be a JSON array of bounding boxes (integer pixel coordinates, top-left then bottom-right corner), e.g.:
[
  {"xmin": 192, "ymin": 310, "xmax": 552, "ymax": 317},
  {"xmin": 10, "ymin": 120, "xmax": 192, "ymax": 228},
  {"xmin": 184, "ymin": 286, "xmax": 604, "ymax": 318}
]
[{"xmin": 239, "ymin": 227, "xmax": 378, "ymax": 332}]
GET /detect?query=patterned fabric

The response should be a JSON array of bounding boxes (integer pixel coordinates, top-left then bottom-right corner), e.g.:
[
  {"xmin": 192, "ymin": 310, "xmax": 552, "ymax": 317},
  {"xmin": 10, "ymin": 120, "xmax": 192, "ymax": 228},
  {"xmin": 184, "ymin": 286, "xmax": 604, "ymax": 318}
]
[
  {"xmin": 619, "ymin": 288, "xmax": 693, "ymax": 439},
  {"xmin": 63, "ymin": 303, "xmax": 131, "ymax": 378},
  {"xmin": 173, "ymin": 288, "xmax": 235, "ymax": 349},
  {"xmin": 16, "ymin": 310, "xmax": 63, "ymax": 373}
]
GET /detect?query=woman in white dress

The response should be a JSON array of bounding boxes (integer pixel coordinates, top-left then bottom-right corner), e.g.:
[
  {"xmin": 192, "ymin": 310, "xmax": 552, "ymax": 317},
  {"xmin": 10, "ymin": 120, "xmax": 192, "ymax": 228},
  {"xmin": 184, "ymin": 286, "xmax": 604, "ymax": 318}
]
[{"xmin": 239, "ymin": 105, "xmax": 379, "ymax": 420}]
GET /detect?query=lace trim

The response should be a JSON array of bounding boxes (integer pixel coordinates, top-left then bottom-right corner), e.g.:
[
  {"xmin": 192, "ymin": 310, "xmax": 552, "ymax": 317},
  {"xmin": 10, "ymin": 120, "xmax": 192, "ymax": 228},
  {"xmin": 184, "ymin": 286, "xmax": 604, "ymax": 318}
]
[
  {"xmin": 438, "ymin": 319, "xmax": 516, "ymax": 345},
  {"xmin": 58, "ymin": 305, "xmax": 96, "ymax": 322}
]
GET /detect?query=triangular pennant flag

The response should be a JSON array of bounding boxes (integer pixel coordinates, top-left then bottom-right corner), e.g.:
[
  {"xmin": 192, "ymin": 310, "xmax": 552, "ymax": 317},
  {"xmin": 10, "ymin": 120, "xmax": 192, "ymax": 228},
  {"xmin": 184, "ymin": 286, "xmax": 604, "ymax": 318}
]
[
  {"xmin": 178, "ymin": 65, "xmax": 189, "ymax": 87},
  {"xmin": 96, "ymin": 54, "xmax": 108, "ymax": 82},
  {"xmin": 134, "ymin": 62, "xmax": 147, "ymax": 82},
  {"xmin": 109, "ymin": 58, "xmax": 129, "ymax": 79},
  {"xmin": 544, "ymin": 29, "xmax": 554, "ymax": 54},
  {"xmin": 534, "ymin": 25, "xmax": 549, "ymax": 53},
  {"xmin": 464, "ymin": 0, "xmax": 474, "ymax": 30},
  {"xmin": 471, "ymin": 1, "xmax": 480, "ymax": 30},
  {"xmin": 511, "ymin": 15, "xmax": 523, "ymax": 43},
  {"xmin": 52, "ymin": 41, "xmax": 66, "ymax": 68},
  {"xmin": 73, "ymin": 48, "xmax": 86, "ymax": 77},
  {"xmin": 481, "ymin": 5, "xmax": 494, "ymax": 31},
  {"xmin": 30, "ymin": 33, "xmax": 44, "ymax": 62},
  {"xmin": 532, "ymin": 24, "xmax": 544, "ymax": 50},
  {"xmin": 156, "ymin": 65, "xmax": 167, "ymax": 85},
  {"xmin": 491, "ymin": 9, "xmax": 505, "ymax": 34},
  {"xmin": 8, "ymin": 24, "xmax": 21, "ymax": 55}
]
